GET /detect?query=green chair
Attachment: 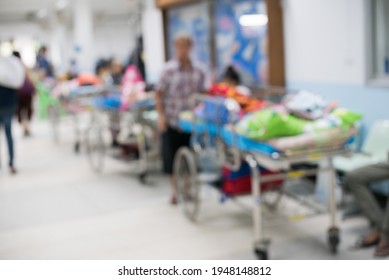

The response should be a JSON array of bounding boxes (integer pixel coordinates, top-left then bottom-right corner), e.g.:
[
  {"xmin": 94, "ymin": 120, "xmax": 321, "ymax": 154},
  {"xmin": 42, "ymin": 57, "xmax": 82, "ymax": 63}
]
[{"xmin": 36, "ymin": 81, "xmax": 59, "ymax": 120}]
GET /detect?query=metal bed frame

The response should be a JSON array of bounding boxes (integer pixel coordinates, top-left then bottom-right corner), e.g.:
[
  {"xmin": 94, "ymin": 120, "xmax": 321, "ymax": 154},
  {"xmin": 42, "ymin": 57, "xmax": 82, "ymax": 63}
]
[
  {"xmin": 48, "ymin": 85, "xmax": 116, "ymax": 152},
  {"xmin": 173, "ymin": 93, "xmax": 353, "ymax": 259},
  {"xmin": 83, "ymin": 91, "xmax": 159, "ymax": 183}
]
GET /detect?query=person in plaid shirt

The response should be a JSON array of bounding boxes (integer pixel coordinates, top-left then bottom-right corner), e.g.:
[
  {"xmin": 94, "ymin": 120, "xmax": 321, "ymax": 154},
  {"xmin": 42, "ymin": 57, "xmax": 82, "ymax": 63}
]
[{"xmin": 156, "ymin": 35, "xmax": 207, "ymax": 205}]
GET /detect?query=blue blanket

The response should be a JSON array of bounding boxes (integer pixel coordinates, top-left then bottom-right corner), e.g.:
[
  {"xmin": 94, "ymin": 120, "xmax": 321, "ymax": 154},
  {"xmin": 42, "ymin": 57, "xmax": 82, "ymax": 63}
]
[{"xmin": 178, "ymin": 119, "xmax": 280, "ymax": 156}]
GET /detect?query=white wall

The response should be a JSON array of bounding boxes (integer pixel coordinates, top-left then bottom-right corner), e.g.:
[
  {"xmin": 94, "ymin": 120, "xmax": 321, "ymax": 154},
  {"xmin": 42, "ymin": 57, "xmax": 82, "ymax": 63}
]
[
  {"xmin": 0, "ymin": 22, "xmax": 47, "ymax": 41},
  {"xmin": 94, "ymin": 23, "xmax": 136, "ymax": 65},
  {"xmin": 282, "ymin": 0, "xmax": 367, "ymax": 85},
  {"xmin": 0, "ymin": 19, "xmax": 138, "ymax": 74},
  {"xmin": 283, "ymin": 0, "xmax": 389, "ymax": 138},
  {"xmin": 142, "ymin": 0, "xmax": 165, "ymax": 84},
  {"xmin": 0, "ymin": 22, "xmax": 50, "ymax": 68}
]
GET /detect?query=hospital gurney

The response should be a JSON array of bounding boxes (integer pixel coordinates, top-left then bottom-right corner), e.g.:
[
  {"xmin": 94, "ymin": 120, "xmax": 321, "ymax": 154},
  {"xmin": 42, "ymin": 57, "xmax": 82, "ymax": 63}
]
[
  {"xmin": 48, "ymin": 84, "xmax": 116, "ymax": 152},
  {"xmin": 173, "ymin": 94, "xmax": 355, "ymax": 260},
  {"xmin": 84, "ymin": 92, "xmax": 159, "ymax": 183}
]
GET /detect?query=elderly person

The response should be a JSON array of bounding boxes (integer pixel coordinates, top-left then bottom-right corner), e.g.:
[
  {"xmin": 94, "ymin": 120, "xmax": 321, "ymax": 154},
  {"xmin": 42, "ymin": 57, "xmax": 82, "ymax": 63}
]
[
  {"xmin": 156, "ymin": 35, "xmax": 207, "ymax": 204},
  {"xmin": 347, "ymin": 162, "xmax": 389, "ymax": 257}
]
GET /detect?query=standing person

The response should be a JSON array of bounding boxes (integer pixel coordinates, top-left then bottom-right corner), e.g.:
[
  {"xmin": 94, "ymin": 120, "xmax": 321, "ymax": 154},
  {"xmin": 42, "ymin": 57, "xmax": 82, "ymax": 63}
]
[
  {"xmin": 0, "ymin": 54, "xmax": 25, "ymax": 174},
  {"xmin": 13, "ymin": 51, "xmax": 36, "ymax": 137},
  {"xmin": 156, "ymin": 35, "xmax": 207, "ymax": 205},
  {"xmin": 36, "ymin": 46, "xmax": 54, "ymax": 78},
  {"xmin": 347, "ymin": 162, "xmax": 389, "ymax": 257},
  {"xmin": 128, "ymin": 35, "xmax": 146, "ymax": 81}
]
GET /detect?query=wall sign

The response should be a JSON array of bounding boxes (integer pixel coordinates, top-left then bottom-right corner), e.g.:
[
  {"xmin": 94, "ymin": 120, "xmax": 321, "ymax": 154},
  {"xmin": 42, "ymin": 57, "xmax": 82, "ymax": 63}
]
[
  {"xmin": 167, "ymin": 2, "xmax": 211, "ymax": 68},
  {"xmin": 215, "ymin": 0, "xmax": 268, "ymax": 85}
]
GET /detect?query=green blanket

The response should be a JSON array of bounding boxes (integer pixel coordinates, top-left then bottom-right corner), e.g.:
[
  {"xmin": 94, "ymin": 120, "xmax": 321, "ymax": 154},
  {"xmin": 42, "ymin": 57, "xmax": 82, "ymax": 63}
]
[
  {"xmin": 236, "ymin": 108, "xmax": 362, "ymax": 141},
  {"xmin": 36, "ymin": 81, "xmax": 59, "ymax": 120}
]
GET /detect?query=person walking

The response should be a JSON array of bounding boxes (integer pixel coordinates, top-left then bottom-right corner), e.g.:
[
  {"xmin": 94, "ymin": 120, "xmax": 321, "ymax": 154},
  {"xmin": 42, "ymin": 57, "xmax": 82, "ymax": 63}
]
[
  {"xmin": 156, "ymin": 35, "xmax": 207, "ymax": 204},
  {"xmin": 0, "ymin": 54, "xmax": 25, "ymax": 174},
  {"xmin": 13, "ymin": 51, "xmax": 36, "ymax": 137}
]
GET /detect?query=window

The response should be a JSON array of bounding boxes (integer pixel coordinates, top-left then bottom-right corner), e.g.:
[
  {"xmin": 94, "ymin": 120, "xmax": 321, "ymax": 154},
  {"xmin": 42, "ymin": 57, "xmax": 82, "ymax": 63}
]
[{"xmin": 370, "ymin": 0, "xmax": 389, "ymax": 85}]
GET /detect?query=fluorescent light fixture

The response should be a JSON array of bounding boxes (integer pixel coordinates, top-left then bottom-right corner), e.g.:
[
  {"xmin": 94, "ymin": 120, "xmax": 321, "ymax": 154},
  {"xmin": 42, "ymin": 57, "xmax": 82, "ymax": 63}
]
[
  {"xmin": 36, "ymin": 9, "xmax": 47, "ymax": 19},
  {"xmin": 56, "ymin": 0, "xmax": 68, "ymax": 10},
  {"xmin": 239, "ymin": 14, "xmax": 268, "ymax": 27}
]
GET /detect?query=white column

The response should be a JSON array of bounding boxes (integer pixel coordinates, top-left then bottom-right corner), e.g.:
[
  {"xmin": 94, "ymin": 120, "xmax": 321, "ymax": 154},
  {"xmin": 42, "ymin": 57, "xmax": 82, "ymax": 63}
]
[
  {"xmin": 142, "ymin": 0, "xmax": 165, "ymax": 83},
  {"xmin": 49, "ymin": 14, "xmax": 67, "ymax": 74},
  {"xmin": 386, "ymin": 0, "xmax": 389, "ymax": 73},
  {"xmin": 73, "ymin": 0, "xmax": 94, "ymax": 73}
]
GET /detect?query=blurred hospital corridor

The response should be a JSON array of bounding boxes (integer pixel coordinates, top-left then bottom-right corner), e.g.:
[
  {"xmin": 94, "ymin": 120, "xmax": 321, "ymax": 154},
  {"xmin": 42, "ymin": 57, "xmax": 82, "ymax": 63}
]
[{"xmin": 1, "ymin": 0, "xmax": 389, "ymax": 263}]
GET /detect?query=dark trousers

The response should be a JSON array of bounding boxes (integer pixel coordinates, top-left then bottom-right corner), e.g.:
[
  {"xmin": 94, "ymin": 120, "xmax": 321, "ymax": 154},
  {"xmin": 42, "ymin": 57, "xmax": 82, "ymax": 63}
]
[
  {"xmin": 0, "ymin": 112, "xmax": 14, "ymax": 167},
  {"xmin": 347, "ymin": 162, "xmax": 389, "ymax": 238},
  {"xmin": 161, "ymin": 126, "xmax": 191, "ymax": 175},
  {"xmin": 17, "ymin": 94, "xmax": 33, "ymax": 123}
]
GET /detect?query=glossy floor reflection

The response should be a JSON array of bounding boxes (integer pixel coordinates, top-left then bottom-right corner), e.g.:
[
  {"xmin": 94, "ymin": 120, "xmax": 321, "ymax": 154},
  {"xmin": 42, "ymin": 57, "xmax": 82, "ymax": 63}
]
[{"xmin": 0, "ymin": 120, "xmax": 378, "ymax": 260}]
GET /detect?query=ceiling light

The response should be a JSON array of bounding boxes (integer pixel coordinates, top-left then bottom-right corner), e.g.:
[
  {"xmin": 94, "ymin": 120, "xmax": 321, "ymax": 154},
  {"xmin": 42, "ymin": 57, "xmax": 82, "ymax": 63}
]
[
  {"xmin": 239, "ymin": 14, "xmax": 268, "ymax": 27},
  {"xmin": 56, "ymin": 0, "xmax": 68, "ymax": 10},
  {"xmin": 36, "ymin": 9, "xmax": 48, "ymax": 19}
]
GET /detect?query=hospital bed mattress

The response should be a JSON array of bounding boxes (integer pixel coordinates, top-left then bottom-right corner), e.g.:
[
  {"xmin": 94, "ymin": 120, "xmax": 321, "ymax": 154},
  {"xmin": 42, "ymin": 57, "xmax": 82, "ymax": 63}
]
[{"xmin": 178, "ymin": 118, "xmax": 355, "ymax": 157}]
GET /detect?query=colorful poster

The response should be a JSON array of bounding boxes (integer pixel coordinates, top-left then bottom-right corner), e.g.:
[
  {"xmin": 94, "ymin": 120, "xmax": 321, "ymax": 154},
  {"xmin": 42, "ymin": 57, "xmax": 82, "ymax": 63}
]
[
  {"xmin": 215, "ymin": 0, "xmax": 268, "ymax": 85},
  {"xmin": 167, "ymin": 3, "xmax": 211, "ymax": 67}
]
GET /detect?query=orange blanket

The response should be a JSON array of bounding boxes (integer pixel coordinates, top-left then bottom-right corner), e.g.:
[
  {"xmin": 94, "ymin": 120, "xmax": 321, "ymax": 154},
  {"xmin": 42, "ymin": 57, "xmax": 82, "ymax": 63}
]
[{"xmin": 209, "ymin": 83, "xmax": 267, "ymax": 113}]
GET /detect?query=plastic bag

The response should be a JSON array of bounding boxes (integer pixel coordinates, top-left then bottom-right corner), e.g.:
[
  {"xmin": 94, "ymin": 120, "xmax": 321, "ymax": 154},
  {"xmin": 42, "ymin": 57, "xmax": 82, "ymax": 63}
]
[
  {"xmin": 94, "ymin": 94, "xmax": 122, "ymax": 110},
  {"xmin": 0, "ymin": 56, "xmax": 25, "ymax": 89},
  {"xmin": 195, "ymin": 98, "xmax": 240, "ymax": 125},
  {"xmin": 284, "ymin": 90, "xmax": 335, "ymax": 120}
]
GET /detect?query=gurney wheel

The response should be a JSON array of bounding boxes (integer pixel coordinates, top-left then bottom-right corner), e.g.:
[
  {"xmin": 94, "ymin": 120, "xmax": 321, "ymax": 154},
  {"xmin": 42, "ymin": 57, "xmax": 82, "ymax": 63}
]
[
  {"xmin": 48, "ymin": 104, "xmax": 61, "ymax": 143},
  {"xmin": 74, "ymin": 142, "xmax": 80, "ymax": 154},
  {"xmin": 328, "ymin": 227, "xmax": 340, "ymax": 254},
  {"xmin": 138, "ymin": 172, "xmax": 147, "ymax": 184},
  {"xmin": 85, "ymin": 122, "xmax": 108, "ymax": 173},
  {"xmin": 174, "ymin": 147, "xmax": 199, "ymax": 221},
  {"xmin": 136, "ymin": 125, "xmax": 149, "ymax": 183},
  {"xmin": 255, "ymin": 248, "xmax": 268, "ymax": 260},
  {"xmin": 263, "ymin": 187, "xmax": 283, "ymax": 210}
]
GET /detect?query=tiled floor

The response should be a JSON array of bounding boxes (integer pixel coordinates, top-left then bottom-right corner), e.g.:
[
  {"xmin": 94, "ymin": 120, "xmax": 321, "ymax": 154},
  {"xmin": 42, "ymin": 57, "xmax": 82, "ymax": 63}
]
[{"xmin": 0, "ymin": 119, "xmax": 380, "ymax": 260}]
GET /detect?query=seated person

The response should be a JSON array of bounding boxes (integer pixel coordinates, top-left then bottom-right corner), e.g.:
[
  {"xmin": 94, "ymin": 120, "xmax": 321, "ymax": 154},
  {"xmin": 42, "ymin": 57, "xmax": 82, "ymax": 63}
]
[
  {"xmin": 210, "ymin": 66, "xmax": 266, "ymax": 113},
  {"xmin": 109, "ymin": 58, "xmax": 124, "ymax": 86},
  {"xmin": 347, "ymin": 161, "xmax": 389, "ymax": 257},
  {"xmin": 222, "ymin": 66, "xmax": 251, "ymax": 96},
  {"xmin": 95, "ymin": 59, "xmax": 113, "ymax": 86}
]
